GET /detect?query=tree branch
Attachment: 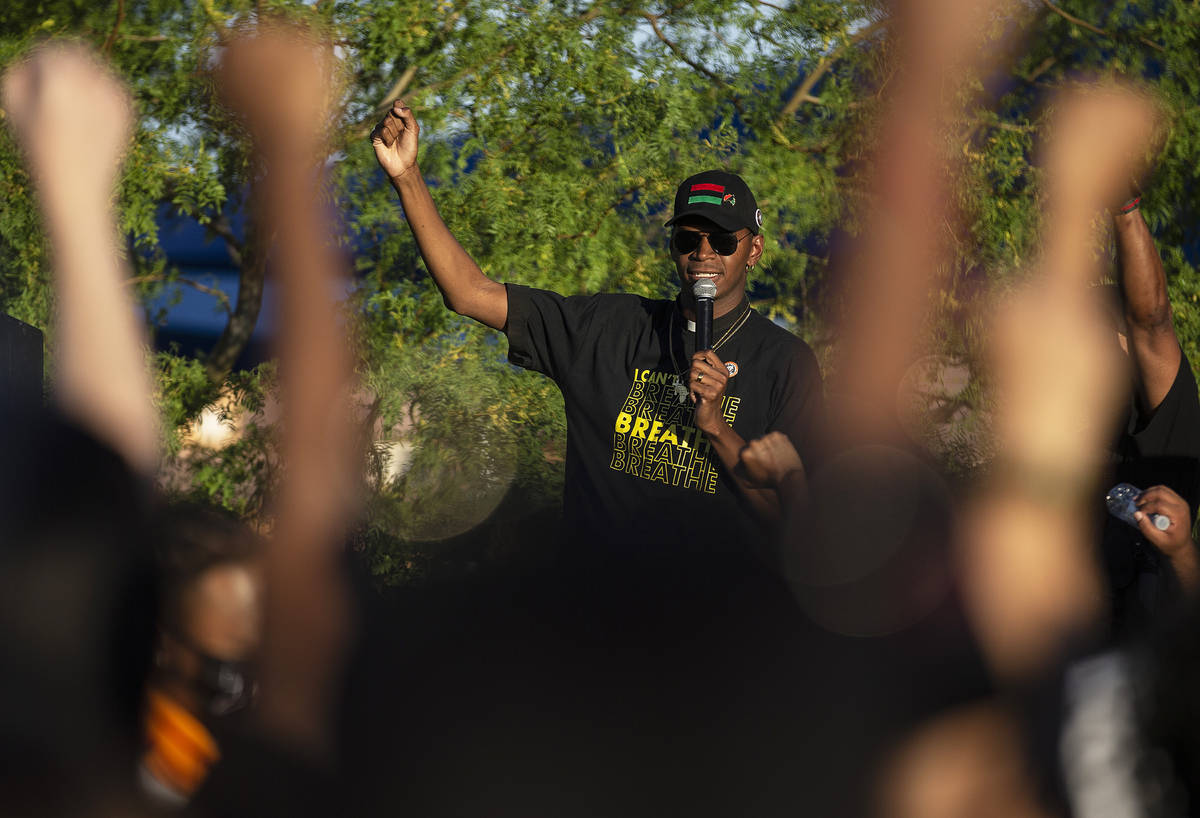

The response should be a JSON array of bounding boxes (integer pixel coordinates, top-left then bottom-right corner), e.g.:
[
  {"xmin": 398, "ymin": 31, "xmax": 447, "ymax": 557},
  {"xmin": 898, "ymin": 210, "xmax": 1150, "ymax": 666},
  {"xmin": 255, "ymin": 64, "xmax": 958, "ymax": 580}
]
[
  {"xmin": 127, "ymin": 274, "xmax": 233, "ymax": 313},
  {"xmin": 198, "ymin": 0, "xmax": 231, "ymax": 44},
  {"xmin": 993, "ymin": 121, "xmax": 1035, "ymax": 133},
  {"xmin": 370, "ymin": 2, "xmax": 496, "ymax": 116},
  {"xmin": 1040, "ymin": 0, "xmax": 1164, "ymax": 52},
  {"xmin": 209, "ymin": 213, "xmax": 245, "ymax": 269},
  {"xmin": 1023, "ymin": 54, "xmax": 1057, "ymax": 84},
  {"xmin": 358, "ymin": 4, "xmax": 615, "ymax": 137},
  {"xmin": 641, "ymin": 12, "xmax": 728, "ymax": 87},
  {"xmin": 776, "ymin": 18, "xmax": 887, "ymax": 127},
  {"xmin": 372, "ymin": 64, "xmax": 418, "ymax": 115},
  {"xmin": 412, "ymin": 46, "xmax": 518, "ymax": 99},
  {"xmin": 786, "ymin": 138, "xmax": 834, "ymax": 153},
  {"xmin": 353, "ymin": 44, "xmax": 519, "ymax": 140},
  {"xmin": 102, "ymin": 0, "xmax": 126, "ymax": 55},
  {"xmin": 1041, "ymin": 0, "xmax": 1105, "ymax": 36}
]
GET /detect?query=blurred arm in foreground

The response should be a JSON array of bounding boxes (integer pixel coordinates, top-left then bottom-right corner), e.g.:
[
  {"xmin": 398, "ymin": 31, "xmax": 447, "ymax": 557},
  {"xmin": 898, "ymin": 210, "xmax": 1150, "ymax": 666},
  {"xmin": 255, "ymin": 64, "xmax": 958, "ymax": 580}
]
[
  {"xmin": 878, "ymin": 84, "xmax": 1166, "ymax": 818},
  {"xmin": 768, "ymin": 1, "xmax": 1157, "ymax": 814},
  {"xmin": 962, "ymin": 86, "xmax": 1162, "ymax": 682},
  {"xmin": 846, "ymin": 17, "xmax": 1161, "ymax": 818},
  {"xmin": 758, "ymin": 0, "xmax": 1021, "ymax": 631},
  {"xmin": 1, "ymin": 43, "xmax": 160, "ymax": 818},
  {"xmin": 2, "ymin": 44, "xmax": 158, "ymax": 474},
  {"xmin": 823, "ymin": 0, "xmax": 1010, "ymax": 449},
  {"xmin": 214, "ymin": 22, "xmax": 358, "ymax": 761}
]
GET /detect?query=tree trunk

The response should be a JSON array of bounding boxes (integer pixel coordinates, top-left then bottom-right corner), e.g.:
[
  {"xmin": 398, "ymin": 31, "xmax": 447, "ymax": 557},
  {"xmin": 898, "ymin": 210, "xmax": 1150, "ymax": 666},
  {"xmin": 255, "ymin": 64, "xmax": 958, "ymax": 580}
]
[{"xmin": 206, "ymin": 214, "xmax": 268, "ymax": 383}]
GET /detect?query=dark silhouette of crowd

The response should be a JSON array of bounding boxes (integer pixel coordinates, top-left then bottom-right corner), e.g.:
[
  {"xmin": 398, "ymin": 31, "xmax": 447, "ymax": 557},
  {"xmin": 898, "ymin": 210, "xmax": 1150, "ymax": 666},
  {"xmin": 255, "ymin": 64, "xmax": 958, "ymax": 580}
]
[{"xmin": 3, "ymin": 4, "xmax": 1200, "ymax": 817}]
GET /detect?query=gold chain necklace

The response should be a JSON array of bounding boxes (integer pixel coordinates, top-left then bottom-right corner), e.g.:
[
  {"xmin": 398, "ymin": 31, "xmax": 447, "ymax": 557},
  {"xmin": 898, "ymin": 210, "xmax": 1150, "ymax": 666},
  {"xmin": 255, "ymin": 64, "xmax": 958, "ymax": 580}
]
[{"xmin": 667, "ymin": 301, "xmax": 752, "ymax": 404}]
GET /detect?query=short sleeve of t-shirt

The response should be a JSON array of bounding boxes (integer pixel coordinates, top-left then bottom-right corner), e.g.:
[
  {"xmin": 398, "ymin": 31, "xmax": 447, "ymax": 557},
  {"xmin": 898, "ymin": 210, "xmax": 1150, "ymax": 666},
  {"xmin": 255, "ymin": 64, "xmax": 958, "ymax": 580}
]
[
  {"xmin": 768, "ymin": 337, "xmax": 827, "ymax": 474},
  {"xmin": 504, "ymin": 283, "xmax": 605, "ymax": 382},
  {"xmin": 1116, "ymin": 349, "xmax": 1200, "ymax": 517}
]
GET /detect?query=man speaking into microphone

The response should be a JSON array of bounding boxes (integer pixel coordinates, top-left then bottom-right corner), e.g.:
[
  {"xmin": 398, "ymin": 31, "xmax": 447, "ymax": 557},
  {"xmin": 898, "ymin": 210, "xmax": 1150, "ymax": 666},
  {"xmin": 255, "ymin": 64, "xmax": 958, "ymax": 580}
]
[{"xmin": 371, "ymin": 101, "xmax": 825, "ymax": 561}]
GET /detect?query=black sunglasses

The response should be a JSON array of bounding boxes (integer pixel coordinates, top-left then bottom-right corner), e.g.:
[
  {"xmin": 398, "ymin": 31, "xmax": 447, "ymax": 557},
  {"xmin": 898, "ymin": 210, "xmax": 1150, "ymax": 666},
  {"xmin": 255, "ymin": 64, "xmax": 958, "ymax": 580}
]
[{"xmin": 670, "ymin": 229, "xmax": 749, "ymax": 257}]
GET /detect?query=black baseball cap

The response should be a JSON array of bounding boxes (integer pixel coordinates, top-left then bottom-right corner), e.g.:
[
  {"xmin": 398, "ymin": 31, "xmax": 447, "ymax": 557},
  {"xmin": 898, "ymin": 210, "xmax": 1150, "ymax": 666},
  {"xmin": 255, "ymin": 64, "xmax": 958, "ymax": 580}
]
[{"xmin": 665, "ymin": 170, "xmax": 763, "ymax": 234}]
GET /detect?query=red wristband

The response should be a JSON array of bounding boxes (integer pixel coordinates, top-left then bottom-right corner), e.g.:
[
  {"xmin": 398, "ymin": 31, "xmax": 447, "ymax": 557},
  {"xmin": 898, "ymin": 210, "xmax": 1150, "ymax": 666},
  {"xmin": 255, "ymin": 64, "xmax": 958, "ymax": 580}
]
[{"xmin": 1118, "ymin": 195, "xmax": 1142, "ymax": 214}]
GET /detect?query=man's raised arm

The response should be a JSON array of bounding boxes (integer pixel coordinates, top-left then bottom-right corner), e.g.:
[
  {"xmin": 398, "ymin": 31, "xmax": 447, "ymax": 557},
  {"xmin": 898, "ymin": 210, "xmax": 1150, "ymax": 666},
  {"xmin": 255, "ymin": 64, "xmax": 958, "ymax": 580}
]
[
  {"xmin": 2, "ymin": 45, "xmax": 159, "ymax": 475},
  {"xmin": 371, "ymin": 100, "xmax": 507, "ymax": 331},
  {"xmin": 1114, "ymin": 202, "xmax": 1179, "ymax": 411}
]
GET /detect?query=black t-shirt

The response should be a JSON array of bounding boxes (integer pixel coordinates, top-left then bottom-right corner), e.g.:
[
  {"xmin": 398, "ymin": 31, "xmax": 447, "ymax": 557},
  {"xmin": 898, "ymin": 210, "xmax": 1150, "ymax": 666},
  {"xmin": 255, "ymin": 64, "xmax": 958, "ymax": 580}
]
[
  {"xmin": 1102, "ymin": 349, "xmax": 1200, "ymax": 632},
  {"xmin": 505, "ymin": 283, "xmax": 825, "ymax": 555}
]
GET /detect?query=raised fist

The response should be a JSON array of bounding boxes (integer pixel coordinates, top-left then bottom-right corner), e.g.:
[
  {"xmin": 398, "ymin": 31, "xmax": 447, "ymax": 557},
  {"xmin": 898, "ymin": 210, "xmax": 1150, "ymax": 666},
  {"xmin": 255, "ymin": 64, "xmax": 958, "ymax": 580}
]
[
  {"xmin": 740, "ymin": 431, "xmax": 805, "ymax": 488},
  {"xmin": 370, "ymin": 99, "xmax": 420, "ymax": 182},
  {"xmin": 214, "ymin": 21, "xmax": 337, "ymax": 158},
  {"xmin": 1041, "ymin": 83, "xmax": 1164, "ymax": 217},
  {"xmin": 2, "ymin": 43, "xmax": 133, "ymax": 194}
]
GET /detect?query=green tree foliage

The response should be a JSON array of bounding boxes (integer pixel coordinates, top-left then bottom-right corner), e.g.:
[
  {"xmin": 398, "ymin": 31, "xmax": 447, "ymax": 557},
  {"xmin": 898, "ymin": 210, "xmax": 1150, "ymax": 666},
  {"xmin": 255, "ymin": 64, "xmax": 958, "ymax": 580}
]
[{"xmin": 2, "ymin": 1, "xmax": 1198, "ymax": 581}]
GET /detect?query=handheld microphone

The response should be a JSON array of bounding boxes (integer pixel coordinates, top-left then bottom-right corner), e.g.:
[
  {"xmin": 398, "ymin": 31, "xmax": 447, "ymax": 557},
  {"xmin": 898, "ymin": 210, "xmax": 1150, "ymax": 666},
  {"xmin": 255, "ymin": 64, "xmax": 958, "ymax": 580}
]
[{"xmin": 693, "ymin": 280, "xmax": 716, "ymax": 351}]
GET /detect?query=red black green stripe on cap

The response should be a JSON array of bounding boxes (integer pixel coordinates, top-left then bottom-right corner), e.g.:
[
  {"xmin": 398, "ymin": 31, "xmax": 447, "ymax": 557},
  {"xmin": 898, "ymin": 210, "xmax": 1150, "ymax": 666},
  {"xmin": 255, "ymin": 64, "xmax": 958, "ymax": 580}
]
[
  {"xmin": 666, "ymin": 169, "xmax": 760, "ymax": 233},
  {"xmin": 687, "ymin": 182, "xmax": 725, "ymax": 206}
]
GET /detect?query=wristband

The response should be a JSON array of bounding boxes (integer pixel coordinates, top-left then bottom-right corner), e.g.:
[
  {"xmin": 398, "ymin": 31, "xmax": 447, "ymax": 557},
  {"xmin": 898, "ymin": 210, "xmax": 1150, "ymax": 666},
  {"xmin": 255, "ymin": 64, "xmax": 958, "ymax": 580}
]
[{"xmin": 1117, "ymin": 195, "xmax": 1142, "ymax": 215}]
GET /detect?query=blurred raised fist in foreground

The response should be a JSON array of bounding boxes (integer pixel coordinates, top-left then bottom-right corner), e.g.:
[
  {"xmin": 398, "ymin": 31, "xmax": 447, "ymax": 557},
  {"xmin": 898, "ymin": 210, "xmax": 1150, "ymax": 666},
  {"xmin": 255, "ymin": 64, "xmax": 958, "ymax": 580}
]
[
  {"xmin": 3, "ymin": 43, "xmax": 133, "ymax": 196},
  {"xmin": 214, "ymin": 21, "xmax": 338, "ymax": 160}
]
